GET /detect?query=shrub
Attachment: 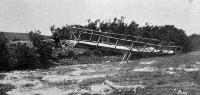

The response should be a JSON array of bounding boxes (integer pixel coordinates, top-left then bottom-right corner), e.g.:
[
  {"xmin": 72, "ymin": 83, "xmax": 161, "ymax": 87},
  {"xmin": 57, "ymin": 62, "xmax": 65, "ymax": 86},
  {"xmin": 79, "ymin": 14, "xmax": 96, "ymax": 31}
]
[
  {"xmin": 29, "ymin": 31, "xmax": 54, "ymax": 68},
  {"xmin": 0, "ymin": 32, "xmax": 9, "ymax": 70},
  {"xmin": 0, "ymin": 31, "xmax": 54, "ymax": 71},
  {"xmin": 189, "ymin": 34, "xmax": 200, "ymax": 51},
  {"xmin": 7, "ymin": 41, "xmax": 39, "ymax": 69},
  {"xmin": 1, "ymin": 32, "xmax": 40, "ymax": 70}
]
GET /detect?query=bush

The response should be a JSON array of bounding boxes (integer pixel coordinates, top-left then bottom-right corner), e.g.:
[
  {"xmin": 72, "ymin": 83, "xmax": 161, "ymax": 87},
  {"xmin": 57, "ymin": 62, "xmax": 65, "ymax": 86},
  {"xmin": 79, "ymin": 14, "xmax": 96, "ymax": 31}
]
[
  {"xmin": 0, "ymin": 31, "xmax": 54, "ymax": 71},
  {"xmin": 189, "ymin": 34, "xmax": 200, "ymax": 51},
  {"xmin": 1, "ymin": 32, "xmax": 40, "ymax": 70},
  {"xmin": 0, "ymin": 32, "xmax": 9, "ymax": 70},
  {"xmin": 7, "ymin": 41, "xmax": 39, "ymax": 69},
  {"xmin": 29, "ymin": 31, "xmax": 54, "ymax": 68}
]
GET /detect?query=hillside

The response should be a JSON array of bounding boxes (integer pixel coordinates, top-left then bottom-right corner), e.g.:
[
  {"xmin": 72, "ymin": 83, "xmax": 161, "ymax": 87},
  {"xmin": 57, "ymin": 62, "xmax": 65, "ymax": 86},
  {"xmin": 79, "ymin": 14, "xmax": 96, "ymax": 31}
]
[{"xmin": 0, "ymin": 32, "xmax": 50, "ymax": 41}]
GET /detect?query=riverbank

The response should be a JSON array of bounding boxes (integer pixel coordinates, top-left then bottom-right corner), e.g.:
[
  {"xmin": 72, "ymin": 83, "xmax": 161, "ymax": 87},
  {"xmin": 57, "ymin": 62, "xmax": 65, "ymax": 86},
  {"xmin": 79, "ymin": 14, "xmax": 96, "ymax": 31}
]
[{"xmin": 1, "ymin": 51, "xmax": 200, "ymax": 95}]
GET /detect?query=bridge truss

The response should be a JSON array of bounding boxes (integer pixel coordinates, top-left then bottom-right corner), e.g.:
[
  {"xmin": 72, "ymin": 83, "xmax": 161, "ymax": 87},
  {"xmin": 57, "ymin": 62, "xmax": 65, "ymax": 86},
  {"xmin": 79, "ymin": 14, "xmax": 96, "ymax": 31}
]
[{"xmin": 67, "ymin": 27, "xmax": 182, "ymax": 63}]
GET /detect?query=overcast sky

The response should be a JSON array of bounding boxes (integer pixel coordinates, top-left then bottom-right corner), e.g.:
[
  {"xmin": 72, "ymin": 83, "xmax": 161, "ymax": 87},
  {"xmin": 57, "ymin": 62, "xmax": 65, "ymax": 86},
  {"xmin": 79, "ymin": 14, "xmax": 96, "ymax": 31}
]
[{"xmin": 0, "ymin": 0, "xmax": 200, "ymax": 35}]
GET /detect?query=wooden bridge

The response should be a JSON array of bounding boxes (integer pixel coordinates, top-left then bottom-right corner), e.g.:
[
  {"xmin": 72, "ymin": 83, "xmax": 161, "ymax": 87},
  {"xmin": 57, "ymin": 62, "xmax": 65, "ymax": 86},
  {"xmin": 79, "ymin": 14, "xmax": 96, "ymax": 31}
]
[{"xmin": 68, "ymin": 27, "xmax": 183, "ymax": 62}]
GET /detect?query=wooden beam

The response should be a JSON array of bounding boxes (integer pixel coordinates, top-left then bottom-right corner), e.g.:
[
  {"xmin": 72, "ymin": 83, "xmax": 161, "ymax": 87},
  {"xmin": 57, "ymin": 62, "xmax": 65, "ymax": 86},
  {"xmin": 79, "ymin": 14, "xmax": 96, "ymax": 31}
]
[
  {"xmin": 115, "ymin": 39, "xmax": 119, "ymax": 49},
  {"xmin": 89, "ymin": 31, "xmax": 94, "ymax": 41},
  {"xmin": 174, "ymin": 46, "xmax": 178, "ymax": 54},
  {"xmin": 127, "ymin": 42, "xmax": 134, "ymax": 61},
  {"xmin": 179, "ymin": 47, "xmax": 183, "ymax": 54},
  {"xmin": 107, "ymin": 36, "xmax": 110, "ymax": 44},
  {"xmin": 96, "ymin": 35, "xmax": 101, "ymax": 46},
  {"xmin": 121, "ymin": 52, "xmax": 128, "ymax": 64},
  {"xmin": 77, "ymin": 32, "xmax": 82, "ymax": 43}
]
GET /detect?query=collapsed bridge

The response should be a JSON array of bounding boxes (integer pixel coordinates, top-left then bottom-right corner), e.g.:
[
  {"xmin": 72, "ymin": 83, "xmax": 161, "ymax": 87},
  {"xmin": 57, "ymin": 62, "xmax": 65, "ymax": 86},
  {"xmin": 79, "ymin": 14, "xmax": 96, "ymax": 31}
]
[{"xmin": 66, "ymin": 27, "xmax": 182, "ymax": 62}]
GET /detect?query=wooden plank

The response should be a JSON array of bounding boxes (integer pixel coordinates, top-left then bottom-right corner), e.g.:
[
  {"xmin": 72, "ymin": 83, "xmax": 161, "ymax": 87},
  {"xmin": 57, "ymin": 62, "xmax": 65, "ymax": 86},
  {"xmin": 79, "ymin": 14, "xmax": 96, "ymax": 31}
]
[
  {"xmin": 74, "ymin": 28, "xmax": 160, "ymax": 47},
  {"xmin": 74, "ymin": 27, "xmax": 162, "ymax": 42},
  {"xmin": 179, "ymin": 47, "xmax": 183, "ymax": 54},
  {"xmin": 114, "ymin": 39, "xmax": 119, "ymax": 49},
  {"xmin": 146, "ymin": 43, "xmax": 156, "ymax": 46},
  {"xmin": 121, "ymin": 52, "xmax": 128, "ymax": 64},
  {"xmin": 89, "ymin": 31, "xmax": 94, "ymax": 41},
  {"xmin": 174, "ymin": 46, "xmax": 178, "ymax": 54},
  {"xmin": 77, "ymin": 32, "xmax": 82, "ymax": 43},
  {"xmin": 127, "ymin": 42, "xmax": 134, "ymax": 61},
  {"xmin": 73, "ymin": 27, "xmax": 156, "ymax": 42},
  {"xmin": 107, "ymin": 36, "xmax": 110, "ymax": 43},
  {"xmin": 96, "ymin": 35, "xmax": 102, "ymax": 46}
]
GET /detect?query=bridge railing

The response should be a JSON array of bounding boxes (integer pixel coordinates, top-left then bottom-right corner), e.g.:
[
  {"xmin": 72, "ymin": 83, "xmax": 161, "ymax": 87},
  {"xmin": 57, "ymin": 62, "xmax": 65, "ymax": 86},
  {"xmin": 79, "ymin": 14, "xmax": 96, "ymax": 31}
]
[{"xmin": 71, "ymin": 27, "xmax": 182, "ymax": 54}]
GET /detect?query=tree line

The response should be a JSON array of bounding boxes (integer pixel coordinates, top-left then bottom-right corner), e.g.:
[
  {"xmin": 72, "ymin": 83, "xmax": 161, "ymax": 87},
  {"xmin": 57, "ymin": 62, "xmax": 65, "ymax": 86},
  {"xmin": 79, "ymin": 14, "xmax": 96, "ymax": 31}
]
[
  {"xmin": 51, "ymin": 17, "xmax": 193, "ymax": 52},
  {"xmin": 1, "ymin": 17, "xmax": 200, "ymax": 71}
]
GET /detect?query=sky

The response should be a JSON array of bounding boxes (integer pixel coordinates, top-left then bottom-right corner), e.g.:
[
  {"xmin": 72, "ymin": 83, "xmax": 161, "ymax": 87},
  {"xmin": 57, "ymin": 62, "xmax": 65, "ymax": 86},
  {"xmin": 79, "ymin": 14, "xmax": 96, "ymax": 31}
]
[{"xmin": 0, "ymin": 0, "xmax": 200, "ymax": 35}]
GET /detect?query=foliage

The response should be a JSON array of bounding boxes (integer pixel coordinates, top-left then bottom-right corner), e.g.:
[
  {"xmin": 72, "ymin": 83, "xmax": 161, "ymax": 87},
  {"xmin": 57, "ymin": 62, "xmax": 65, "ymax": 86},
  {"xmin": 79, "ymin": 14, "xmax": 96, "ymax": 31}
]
[
  {"xmin": 29, "ymin": 30, "xmax": 54, "ymax": 68},
  {"xmin": 7, "ymin": 41, "xmax": 39, "ymax": 69},
  {"xmin": 0, "ymin": 30, "xmax": 54, "ymax": 71},
  {"xmin": 50, "ymin": 17, "xmax": 192, "ymax": 52},
  {"xmin": 50, "ymin": 25, "xmax": 62, "ymax": 47},
  {"xmin": 189, "ymin": 34, "xmax": 200, "ymax": 51},
  {"xmin": 0, "ymin": 32, "xmax": 10, "ymax": 70},
  {"xmin": 0, "ymin": 32, "xmax": 39, "ymax": 70}
]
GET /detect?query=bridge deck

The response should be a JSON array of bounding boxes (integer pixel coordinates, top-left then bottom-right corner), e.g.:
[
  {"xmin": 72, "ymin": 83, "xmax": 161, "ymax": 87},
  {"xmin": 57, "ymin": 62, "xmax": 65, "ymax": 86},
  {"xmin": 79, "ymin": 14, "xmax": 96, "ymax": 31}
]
[{"xmin": 71, "ymin": 40, "xmax": 174, "ymax": 54}]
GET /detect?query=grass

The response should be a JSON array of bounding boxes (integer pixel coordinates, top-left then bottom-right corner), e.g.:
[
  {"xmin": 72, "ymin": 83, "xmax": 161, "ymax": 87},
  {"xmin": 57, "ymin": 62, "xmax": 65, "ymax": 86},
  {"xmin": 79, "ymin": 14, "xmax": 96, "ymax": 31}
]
[
  {"xmin": 150, "ymin": 52, "xmax": 200, "ymax": 69},
  {"xmin": 123, "ymin": 51, "xmax": 200, "ymax": 94},
  {"xmin": 1, "ymin": 47, "xmax": 200, "ymax": 94},
  {"xmin": 0, "ymin": 83, "xmax": 15, "ymax": 95}
]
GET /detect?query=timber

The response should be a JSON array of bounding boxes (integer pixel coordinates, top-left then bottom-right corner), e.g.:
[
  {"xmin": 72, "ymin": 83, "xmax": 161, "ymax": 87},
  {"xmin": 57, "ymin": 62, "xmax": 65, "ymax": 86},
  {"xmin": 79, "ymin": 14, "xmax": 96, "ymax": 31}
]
[{"xmin": 68, "ymin": 27, "xmax": 183, "ymax": 63}]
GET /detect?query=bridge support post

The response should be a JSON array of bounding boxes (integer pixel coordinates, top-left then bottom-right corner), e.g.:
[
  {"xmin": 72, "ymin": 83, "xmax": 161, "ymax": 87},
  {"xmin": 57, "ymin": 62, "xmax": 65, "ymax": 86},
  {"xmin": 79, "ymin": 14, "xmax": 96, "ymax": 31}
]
[
  {"xmin": 121, "ymin": 51, "xmax": 129, "ymax": 64},
  {"xmin": 174, "ymin": 46, "xmax": 178, "ymax": 54},
  {"xmin": 159, "ymin": 45, "xmax": 163, "ymax": 55},
  {"xmin": 89, "ymin": 31, "xmax": 94, "ymax": 41},
  {"xmin": 70, "ymin": 31, "xmax": 73, "ymax": 40},
  {"xmin": 107, "ymin": 36, "xmax": 110, "ymax": 44},
  {"xmin": 115, "ymin": 39, "xmax": 119, "ymax": 49},
  {"xmin": 127, "ymin": 52, "xmax": 132, "ymax": 61},
  {"xmin": 179, "ymin": 47, "xmax": 183, "ymax": 54},
  {"xmin": 97, "ymin": 35, "xmax": 101, "ymax": 46},
  {"xmin": 77, "ymin": 32, "xmax": 82, "ymax": 43},
  {"xmin": 127, "ymin": 42, "xmax": 134, "ymax": 61},
  {"xmin": 120, "ymin": 42, "xmax": 134, "ymax": 64}
]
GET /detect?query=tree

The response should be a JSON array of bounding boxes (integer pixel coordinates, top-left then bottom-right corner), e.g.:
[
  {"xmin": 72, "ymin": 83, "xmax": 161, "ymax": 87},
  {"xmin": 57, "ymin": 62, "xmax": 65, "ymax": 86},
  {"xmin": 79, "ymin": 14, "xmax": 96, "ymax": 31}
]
[
  {"xmin": 50, "ymin": 25, "xmax": 61, "ymax": 47},
  {"xmin": 29, "ymin": 30, "xmax": 53, "ymax": 68},
  {"xmin": 0, "ymin": 32, "xmax": 9, "ymax": 70},
  {"xmin": 56, "ymin": 17, "xmax": 192, "ymax": 53},
  {"xmin": 189, "ymin": 34, "xmax": 200, "ymax": 51},
  {"xmin": 126, "ymin": 21, "xmax": 139, "ymax": 36}
]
